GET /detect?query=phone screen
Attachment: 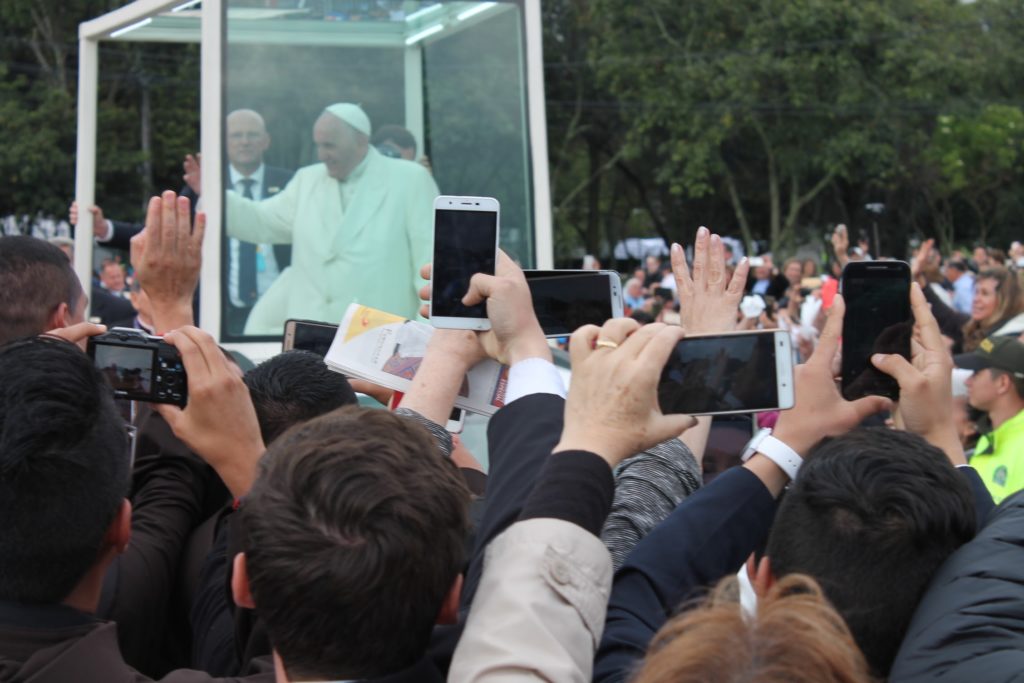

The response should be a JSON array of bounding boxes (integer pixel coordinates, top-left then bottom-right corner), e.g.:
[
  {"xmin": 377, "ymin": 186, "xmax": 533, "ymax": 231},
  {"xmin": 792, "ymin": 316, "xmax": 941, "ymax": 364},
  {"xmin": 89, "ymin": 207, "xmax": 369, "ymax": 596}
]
[
  {"xmin": 658, "ymin": 333, "xmax": 780, "ymax": 415},
  {"xmin": 287, "ymin": 321, "xmax": 339, "ymax": 358},
  {"xmin": 431, "ymin": 209, "xmax": 498, "ymax": 319},
  {"xmin": 525, "ymin": 271, "xmax": 615, "ymax": 337},
  {"xmin": 841, "ymin": 263, "xmax": 911, "ymax": 400}
]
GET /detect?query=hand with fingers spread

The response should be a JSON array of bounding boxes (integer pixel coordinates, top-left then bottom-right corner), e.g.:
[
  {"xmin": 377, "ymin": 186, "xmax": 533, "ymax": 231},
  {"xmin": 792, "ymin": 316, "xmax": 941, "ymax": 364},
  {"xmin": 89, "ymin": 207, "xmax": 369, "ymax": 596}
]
[
  {"xmin": 130, "ymin": 191, "xmax": 205, "ymax": 332},
  {"xmin": 418, "ymin": 250, "xmax": 548, "ymax": 366},
  {"xmin": 42, "ymin": 322, "xmax": 107, "ymax": 351},
  {"xmin": 153, "ymin": 326, "xmax": 264, "ymax": 498},
  {"xmin": 673, "ymin": 226, "xmax": 750, "ymax": 335},
  {"xmin": 772, "ymin": 295, "xmax": 892, "ymax": 458},
  {"xmin": 871, "ymin": 283, "xmax": 964, "ymax": 464},
  {"xmin": 554, "ymin": 319, "xmax": 697, "ymax": 468}
]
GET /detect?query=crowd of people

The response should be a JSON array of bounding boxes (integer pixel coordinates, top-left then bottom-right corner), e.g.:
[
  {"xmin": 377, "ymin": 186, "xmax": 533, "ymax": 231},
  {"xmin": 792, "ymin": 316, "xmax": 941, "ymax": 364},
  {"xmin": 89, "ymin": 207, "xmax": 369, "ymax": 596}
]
[{"xmin": 2, "ymin": 190, "xmax": 1024, "ymax": 683}]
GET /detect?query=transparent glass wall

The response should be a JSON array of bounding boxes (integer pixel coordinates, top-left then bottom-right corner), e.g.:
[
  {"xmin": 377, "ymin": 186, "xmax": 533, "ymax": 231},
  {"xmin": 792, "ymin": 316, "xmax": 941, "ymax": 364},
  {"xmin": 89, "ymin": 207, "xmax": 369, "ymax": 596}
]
[{"xmin": 222, "ymin": 0, "xmax": 534, "ymax": 340}]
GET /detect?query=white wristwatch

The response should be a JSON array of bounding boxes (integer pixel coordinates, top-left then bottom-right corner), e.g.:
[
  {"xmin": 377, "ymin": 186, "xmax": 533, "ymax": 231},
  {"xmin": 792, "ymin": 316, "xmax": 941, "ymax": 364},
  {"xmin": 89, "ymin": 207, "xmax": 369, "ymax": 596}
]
[{"xmin": 741, "ymin": 428, "xmax": 803, "ymax": 480}]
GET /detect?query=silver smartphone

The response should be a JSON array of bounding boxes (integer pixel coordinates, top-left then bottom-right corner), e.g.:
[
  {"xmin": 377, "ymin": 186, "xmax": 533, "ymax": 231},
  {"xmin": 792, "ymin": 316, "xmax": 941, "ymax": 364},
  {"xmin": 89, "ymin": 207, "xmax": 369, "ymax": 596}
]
[
  {"xmin": 429, "ymin": 195, "xmax": 500, "ymax": 331},
  {"xmin": 658, "ymin": 330, "xmax": 795, "ymax": 416},
  {"xmin": 523, "ymin": 269, "xmax": 625, "ymax": 338}
]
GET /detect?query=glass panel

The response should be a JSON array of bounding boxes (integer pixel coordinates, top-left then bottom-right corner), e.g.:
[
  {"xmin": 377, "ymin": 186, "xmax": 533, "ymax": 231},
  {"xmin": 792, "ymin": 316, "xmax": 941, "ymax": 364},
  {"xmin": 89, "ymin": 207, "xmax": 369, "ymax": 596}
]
[{"xmin": 222, "ymin": 0, "xmax": 533, "ymax": 340}]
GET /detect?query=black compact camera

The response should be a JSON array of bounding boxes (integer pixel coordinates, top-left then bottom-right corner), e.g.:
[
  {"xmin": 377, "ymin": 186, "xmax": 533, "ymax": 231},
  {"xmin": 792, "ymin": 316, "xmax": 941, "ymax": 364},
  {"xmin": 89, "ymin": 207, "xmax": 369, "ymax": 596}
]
[{"xmin": 87, "ymin": 328, "xmax": 188, "ymax": 407}]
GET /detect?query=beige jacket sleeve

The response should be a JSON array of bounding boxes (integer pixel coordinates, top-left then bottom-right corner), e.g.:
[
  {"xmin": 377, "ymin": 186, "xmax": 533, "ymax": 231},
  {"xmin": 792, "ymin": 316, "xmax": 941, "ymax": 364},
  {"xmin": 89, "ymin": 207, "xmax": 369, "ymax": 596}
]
[{"xmin": 449, "ymin": 518, "xmax": 613, "ymax": 683}]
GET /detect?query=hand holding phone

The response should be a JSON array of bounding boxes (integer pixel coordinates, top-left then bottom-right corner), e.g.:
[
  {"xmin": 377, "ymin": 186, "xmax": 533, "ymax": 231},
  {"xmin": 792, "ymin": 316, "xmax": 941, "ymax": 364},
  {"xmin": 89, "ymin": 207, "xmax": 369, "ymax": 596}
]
[
  {"xmin": 429, "ymin": 195, "xmax": 500, "ymax": 330},
  {"xmin": 458, "ymin": 250, "xmax": 549, "ymax": 366},
  {"xmin": 769, "ymin": 295, "xmax": 891, "ymax": 458},
  {"xmin": 556, "ymin": 319, "xmax": 696, "ymax": 467}
]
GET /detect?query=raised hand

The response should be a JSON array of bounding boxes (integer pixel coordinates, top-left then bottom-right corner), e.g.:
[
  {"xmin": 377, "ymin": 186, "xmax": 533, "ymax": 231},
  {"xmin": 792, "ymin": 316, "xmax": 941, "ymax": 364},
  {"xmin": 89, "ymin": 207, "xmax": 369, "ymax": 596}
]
[
  {"xmin": 672, "ymin": 226, "xmax": 750, "ymax": 335},
  {"xmin": 130, "ymin": 191, "xmax": 205, "ymax": 332},
  {"xmin": 871, "ymin": 283, "xmax": 964, "ymax": 465}
]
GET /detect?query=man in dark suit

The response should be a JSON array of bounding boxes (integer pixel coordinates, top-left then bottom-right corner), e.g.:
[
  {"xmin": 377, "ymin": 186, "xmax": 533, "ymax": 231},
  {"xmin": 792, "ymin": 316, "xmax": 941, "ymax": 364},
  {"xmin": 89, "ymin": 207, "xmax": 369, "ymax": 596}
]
[{"xmin": 70, "ymin": 109, "xmax": 294, "ymax": 335}]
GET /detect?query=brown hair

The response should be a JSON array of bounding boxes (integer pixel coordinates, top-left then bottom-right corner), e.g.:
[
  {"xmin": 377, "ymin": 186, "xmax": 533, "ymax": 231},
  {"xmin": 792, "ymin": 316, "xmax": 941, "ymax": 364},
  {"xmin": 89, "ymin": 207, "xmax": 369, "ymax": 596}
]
[
  {"xmin": 241, "ymin": 406, "xmax": 470, "ymax": 680},
  {"xmin": 632, "ymin": 574, "xmax": 876, "ymax": 683},
  {"xmin": 963, "ymin": 267, "xmax": 1024, "ymax": 351}
]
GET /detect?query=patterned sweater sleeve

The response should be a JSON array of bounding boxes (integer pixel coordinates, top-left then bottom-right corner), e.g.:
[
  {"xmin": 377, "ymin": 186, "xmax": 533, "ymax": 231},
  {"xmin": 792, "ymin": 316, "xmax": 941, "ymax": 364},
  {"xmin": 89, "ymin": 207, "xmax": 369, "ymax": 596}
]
[{"xmin": 600, "ymin": 438, "xmax": 703, "ymax": 570}]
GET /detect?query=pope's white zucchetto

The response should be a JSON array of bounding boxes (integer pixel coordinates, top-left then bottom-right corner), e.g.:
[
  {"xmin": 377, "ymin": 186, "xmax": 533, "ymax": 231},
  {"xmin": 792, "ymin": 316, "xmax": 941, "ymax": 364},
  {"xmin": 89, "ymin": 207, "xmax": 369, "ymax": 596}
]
[{"xmin": 323, "ymin": 102, "xmax": 372, "ymax": 137}]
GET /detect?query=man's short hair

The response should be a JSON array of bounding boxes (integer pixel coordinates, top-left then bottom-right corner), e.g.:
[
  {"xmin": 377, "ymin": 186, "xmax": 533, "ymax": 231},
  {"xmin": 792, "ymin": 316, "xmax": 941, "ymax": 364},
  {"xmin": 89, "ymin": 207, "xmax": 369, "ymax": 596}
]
[
  {"xmin": 370, "ymin": 124, "xmax": 417, "ymax": 155},
  {"xmin": 0, "ymin": 236, "xmax": 81, "ymax": 345},
  {"xmin": 0, "ymin": 337, "xmax": 130, "ymax": 602},
  {"xmin": 765, "ymin": 428, "xmax": 975, "ymax": 677},
  {"xmin": 241, "ymin": 406, "xmax": 470, "ymax": 680},
  {"xmin": 243, "ymin": 350, "xmax": 358, "ymax": 444},
  {"xmin": 946, "ymin": 260, "xmax": 968, "ymax": 273}
]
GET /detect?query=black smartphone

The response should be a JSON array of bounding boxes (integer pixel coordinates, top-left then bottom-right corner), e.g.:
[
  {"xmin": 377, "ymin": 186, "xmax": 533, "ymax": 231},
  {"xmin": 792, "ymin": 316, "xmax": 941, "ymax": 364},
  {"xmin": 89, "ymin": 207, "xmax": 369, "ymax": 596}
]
[
  {"xmin": 523, "ymin": 270, "xmax": 624, "ymax": 337},
  {"xmin": 840, "ymin": 261, "xmax": 912, "ymax": 401},
  {"xmin": 429, "ymin": 196, "xmax": 500, "ymax": 330},
  {"xmin": 658, "ymin": 330, "xmax": 794, "ymax": 416},
  {"xmin": 282, "ymin": 319, "xmax": 339, "ymax": 357}
]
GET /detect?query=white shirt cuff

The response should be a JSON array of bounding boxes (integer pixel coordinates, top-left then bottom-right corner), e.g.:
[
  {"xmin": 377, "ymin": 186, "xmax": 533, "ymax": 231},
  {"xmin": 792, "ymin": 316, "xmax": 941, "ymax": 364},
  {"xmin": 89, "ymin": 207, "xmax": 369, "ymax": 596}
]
[
  {"xmin": 505, "ymin": 357, "xmax": 566, "ymax": 405},
  {"xmin": 96, "ymin": 219, "xmax": 115, "ymax": 243}
]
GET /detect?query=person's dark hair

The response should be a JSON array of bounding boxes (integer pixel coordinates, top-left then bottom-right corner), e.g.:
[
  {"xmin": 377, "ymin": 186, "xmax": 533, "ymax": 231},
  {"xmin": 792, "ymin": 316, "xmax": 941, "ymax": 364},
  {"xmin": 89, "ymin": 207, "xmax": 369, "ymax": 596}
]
[
  {"xmin": 243, "ymin": 350, "xmax": 358, "ymax": 444},
  {"xmin": 0, "ymin": 236, "xmax": 81, "ymax": 345},
  {"xmin": 0, "ymin": 336, "xmax": 130, "ymax": 602},
  {"xmin": 765, "ymin": 428, "xmax": 975, "ymax": 677},
  {"xmin": 631, "ymin": 309, "xmax": 655, "ymax": 324},
  {"xmin": 370, "ymin": 124, "xmax": 416, "ymax": 155},
  {"xmin": 946, "ymin": 260, "xmax": 968, "ymax": 273},
  {"xmin": 241, "ymin": 406, "xmax": 470, "ymax": 680}
]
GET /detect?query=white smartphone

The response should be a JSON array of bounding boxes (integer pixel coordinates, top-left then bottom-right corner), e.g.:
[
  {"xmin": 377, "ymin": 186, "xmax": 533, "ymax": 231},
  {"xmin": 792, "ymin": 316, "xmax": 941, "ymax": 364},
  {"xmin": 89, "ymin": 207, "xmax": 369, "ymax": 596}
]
[
  {"xmin": 523, "ymin": 269, "xmax": 624, "ymax": 338},
  {"xmin": 657, "ymin": 330, "xmax": 794, "ymax": 416},
  {"xmin": 429, "ymin": 195, "xmax": 500, "ymax": 330}
]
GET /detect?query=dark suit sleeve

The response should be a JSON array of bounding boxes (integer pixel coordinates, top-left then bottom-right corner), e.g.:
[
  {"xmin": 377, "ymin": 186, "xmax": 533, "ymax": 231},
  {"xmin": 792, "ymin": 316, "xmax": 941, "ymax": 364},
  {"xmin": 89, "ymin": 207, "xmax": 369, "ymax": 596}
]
[
  {"xmin": 959, "ymin": 465, "xmax": 994, "ymax": 530},
  {"xmin": 593, "ymin": 466, "xmax": 778, "ymax": 683},
  {"xmin": 458, "ymin": 393, "xmax": 566, "ymax": 607},
  {"xmin": 104, "ymin": 220, "xmax": 143, "ymax": 251}
]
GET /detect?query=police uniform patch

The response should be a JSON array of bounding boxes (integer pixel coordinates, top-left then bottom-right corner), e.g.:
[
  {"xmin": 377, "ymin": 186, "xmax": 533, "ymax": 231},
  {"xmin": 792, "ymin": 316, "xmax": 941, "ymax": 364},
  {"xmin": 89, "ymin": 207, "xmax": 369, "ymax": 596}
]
[{"xmin": 993, "ymin": 465, "xmax": 1008, "ymax": 487}]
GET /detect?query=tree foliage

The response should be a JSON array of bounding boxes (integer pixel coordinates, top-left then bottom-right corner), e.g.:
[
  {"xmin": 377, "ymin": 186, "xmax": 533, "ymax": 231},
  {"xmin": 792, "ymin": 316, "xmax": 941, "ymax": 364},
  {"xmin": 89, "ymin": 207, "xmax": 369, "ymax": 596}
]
[
  {"xmin": 0, "ymin": 0, "xmax": 198, "ymax": 224},
  {"xmin": 546, "ymin": 0, "xmax": 1024, "ymax": 261}
]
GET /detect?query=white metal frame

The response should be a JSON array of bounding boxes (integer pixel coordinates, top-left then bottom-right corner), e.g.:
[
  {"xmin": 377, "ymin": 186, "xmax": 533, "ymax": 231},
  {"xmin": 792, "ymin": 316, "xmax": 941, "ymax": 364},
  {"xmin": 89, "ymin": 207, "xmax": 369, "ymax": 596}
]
[{"xmin": 76, "ymin": 0, "xmax": 553, "ymax": 357}]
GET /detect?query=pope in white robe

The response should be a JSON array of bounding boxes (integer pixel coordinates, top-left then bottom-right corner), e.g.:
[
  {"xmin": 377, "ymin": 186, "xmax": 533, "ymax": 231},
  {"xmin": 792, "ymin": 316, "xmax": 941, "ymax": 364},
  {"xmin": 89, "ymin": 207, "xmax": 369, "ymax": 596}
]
[{"xmin": 224, "ymin": 103, "xmax": 439, "ymax": 334}]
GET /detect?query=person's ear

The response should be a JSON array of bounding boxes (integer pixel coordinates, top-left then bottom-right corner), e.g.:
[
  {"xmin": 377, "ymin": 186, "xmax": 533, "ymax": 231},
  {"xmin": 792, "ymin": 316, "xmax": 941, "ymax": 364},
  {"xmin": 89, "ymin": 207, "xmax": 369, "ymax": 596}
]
[
  {"xmin": 102, "ymin": 499, "xmax": 132, "ymax": 554},
  {"xmin": 47, "ymin": 302, "xmax": 70, "ymax": 331},
  {"xmin": 747, "ymin": 554, "xmax": 774, "ymax": 599},
  {"xmin": 232, "ymin": 552, "xmax": 257, "ymax": 609},
  {"xmin": 996, "ymin": 372, "xmax": 1012, "ymax": 396},
  {"xmin": 436, "ymin": 573, "xmax": 463, "ymax": 626}
]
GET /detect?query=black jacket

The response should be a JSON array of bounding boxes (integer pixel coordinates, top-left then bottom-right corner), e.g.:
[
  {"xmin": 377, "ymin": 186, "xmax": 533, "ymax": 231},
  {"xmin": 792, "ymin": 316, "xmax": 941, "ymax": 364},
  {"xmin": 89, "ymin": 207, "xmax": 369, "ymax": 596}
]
[{"xmin": 890, "ymin": 492, "xmax": 1024, "ymax": 683}]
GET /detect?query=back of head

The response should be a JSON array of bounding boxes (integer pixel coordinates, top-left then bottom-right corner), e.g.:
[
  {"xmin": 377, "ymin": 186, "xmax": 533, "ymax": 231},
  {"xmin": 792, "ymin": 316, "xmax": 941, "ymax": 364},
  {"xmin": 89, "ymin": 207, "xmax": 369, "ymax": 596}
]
[
  {"xmin": 0, "ymin": 336, "xmax": 129, "ymax": 603},
  {"xmin": 371, "ymin": 124, "xmax": 417, "ymax": 154},
  {"xmin": 241, "ymin": 406, "xmax": 469, "ymax": 680},
  {"xmin": 0, "ymin": 236, "xmax": 80, "ymax": 345},
  {"xmin": 634, "ymin": 574, "xmax": 874, "ymax": 683},
  {"xmin": 243, "ymin": 350, "xmax": 358, "ymax": 444},
  {"xmin": 766, "ymin": 428, "xmax": 975, "ymax": 676}
]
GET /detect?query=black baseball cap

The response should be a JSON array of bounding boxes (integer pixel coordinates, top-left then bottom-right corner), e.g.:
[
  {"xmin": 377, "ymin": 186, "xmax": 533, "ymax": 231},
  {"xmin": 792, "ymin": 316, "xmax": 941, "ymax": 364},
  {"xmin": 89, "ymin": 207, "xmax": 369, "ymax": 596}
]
[{"xmin": 954, "ymin": 336, "xmax": 1024, "ymax": 379}]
